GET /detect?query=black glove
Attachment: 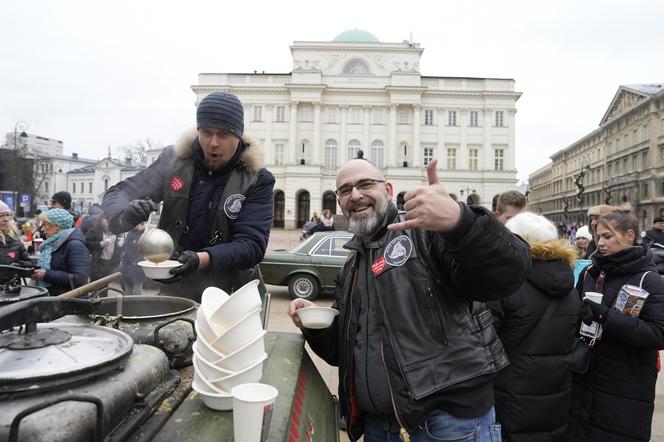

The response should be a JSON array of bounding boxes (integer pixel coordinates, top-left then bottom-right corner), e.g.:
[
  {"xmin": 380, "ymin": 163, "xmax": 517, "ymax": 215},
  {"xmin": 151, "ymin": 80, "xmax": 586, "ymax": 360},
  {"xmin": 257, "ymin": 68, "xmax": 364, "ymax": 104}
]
[
  {"xmin": 120, "ymin": 199, "xmax": 158, "ymax": 228},
  {"xmin": 169, "ymin": 250, "xmax": 200, "ymax": 278},
  {"xmin": 581, "ymin": 298, "xmax": 610, "ymax": 325}
]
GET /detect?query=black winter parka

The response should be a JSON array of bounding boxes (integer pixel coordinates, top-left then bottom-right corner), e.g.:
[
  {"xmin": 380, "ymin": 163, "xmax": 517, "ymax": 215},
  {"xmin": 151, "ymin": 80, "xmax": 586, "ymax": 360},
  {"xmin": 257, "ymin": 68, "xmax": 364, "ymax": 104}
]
[{"xmin": 488, "ymin": 239, "xmax": 579, "ymax": 442}]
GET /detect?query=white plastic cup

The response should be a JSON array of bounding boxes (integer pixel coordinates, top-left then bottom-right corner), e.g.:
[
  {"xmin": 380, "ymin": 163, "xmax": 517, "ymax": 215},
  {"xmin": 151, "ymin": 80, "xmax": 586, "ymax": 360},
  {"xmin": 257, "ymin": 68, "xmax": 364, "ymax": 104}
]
[
  {"xmin": 584, "ymin": 291, "xmax": 603, "ymax": 304},
  {"xmin": 231, "ymin": 383, "xmax": 278, "ymax": 442}
]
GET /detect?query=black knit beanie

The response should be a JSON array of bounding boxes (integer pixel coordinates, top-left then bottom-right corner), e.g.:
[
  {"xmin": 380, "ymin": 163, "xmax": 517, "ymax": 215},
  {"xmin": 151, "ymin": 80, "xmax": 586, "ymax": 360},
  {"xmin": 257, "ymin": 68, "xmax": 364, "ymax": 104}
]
[
  {"xmin": 196, "ymin": 92, "xmax": 244, "ymax": 138},
  {"xmin": 51, "ymin": 191, "xmax": 72, "ymax": 209}
]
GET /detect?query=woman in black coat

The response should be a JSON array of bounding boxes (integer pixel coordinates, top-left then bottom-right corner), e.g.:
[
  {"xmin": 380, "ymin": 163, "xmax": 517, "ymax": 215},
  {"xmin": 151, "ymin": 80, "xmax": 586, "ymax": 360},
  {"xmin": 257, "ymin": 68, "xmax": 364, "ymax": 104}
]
[
  {"xmin": 569, "ymin": 211, "xmax": 664, "ymax": 441},
  {"xmin": 0, "ymin": 202, "xmax": 32, "ymax": 282},
  {"xmin": 488, "ymin": 212, "xmax": 579, "ymax": 441}
]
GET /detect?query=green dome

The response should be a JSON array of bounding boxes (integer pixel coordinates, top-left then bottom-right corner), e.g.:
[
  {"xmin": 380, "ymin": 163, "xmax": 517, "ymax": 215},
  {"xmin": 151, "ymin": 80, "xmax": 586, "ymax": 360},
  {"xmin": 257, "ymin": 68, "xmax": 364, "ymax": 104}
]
[{"xmin": 333, "ymin": 29, "xmax": 379, "ymax": 43}]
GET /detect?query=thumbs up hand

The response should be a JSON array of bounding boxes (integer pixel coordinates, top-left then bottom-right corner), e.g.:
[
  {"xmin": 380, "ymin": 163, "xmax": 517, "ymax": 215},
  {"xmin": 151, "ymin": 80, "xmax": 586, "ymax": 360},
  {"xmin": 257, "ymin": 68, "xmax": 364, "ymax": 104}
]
[{"xmin": 388, "ymin": 160, "xmax": 461, "ymax": 232}]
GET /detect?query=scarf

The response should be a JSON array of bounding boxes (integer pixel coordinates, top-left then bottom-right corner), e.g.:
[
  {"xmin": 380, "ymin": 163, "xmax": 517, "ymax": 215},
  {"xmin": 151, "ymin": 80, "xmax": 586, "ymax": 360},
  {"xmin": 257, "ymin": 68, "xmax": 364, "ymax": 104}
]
[{"xmin": 36, "ymin": 228, "xmax": 74, "ymax": 287}]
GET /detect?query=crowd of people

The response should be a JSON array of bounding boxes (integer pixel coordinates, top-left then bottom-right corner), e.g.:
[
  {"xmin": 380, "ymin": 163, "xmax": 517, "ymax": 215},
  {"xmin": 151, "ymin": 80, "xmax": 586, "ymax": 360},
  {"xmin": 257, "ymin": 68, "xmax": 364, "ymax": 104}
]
[
  {"xmin": 0, "ymin": 191, "xmax": 145, "ymax": 296},
  {"xmin": 3, "ymin": 91, "xmax": 663, "ymax": 441}
]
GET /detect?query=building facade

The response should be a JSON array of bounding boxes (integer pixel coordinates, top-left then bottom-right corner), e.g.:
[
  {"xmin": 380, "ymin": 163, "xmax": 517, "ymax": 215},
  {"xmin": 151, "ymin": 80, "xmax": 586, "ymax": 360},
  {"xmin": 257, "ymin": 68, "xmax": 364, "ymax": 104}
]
[
  {"xmin": 3, "ymin": 132, "xmax": 64, "ymax": 157},
  {"xmin": 192, "ymin": 29, "xmax": 522, "ymax": 228},
  {"xmin": 528, "ymin": 84, "xmax": 664, "ymax": 231}
]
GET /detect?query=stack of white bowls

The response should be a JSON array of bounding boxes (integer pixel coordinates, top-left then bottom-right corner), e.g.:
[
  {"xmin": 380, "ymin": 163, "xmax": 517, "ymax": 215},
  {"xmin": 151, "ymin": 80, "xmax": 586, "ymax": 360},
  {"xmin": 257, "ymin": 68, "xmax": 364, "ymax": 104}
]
[{"xmin": 191, "ymin": 280, "xmax": 267, "ymax": 410}]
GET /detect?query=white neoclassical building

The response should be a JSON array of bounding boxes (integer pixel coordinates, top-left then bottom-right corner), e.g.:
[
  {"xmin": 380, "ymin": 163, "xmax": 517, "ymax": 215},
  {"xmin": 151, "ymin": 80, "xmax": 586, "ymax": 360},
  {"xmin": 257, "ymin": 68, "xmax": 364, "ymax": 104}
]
[{"xmin": 193, "ymin": 29, "xmax": 522, "ymax": 228}]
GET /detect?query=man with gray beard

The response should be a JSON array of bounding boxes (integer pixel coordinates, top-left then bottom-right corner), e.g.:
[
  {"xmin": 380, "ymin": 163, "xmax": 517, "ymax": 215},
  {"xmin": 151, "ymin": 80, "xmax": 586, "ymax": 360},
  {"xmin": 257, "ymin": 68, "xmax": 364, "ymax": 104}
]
[{"xmin": 289, "ymin": 158, "xmax": 531, "ymax": 441}]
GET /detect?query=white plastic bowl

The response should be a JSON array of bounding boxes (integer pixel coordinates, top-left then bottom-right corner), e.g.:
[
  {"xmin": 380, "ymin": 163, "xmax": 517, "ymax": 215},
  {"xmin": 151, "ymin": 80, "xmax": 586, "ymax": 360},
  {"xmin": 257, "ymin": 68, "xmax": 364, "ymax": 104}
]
[
  {"xmin": 216, "ymin": 330, "xmax": 267, "ymax": 372},
  {"xmin": 193, "ymin": 369, "xmax": 225, "ymax": 394},
  {"xmin": 137, "ymin": 260, "xmax": 182, "ymax": 280},
  {"xmin": 200, "ymin": 287, "xmax": 230, "ymax": 319},
  {"xmin": 210, "ymin": 308, "xmax": 263, "ymax": 355},
  {"xmin": 193, "ymin": 339, "xmax": 226, "ymax": 367},
  {"xmin": 209, "ymin": 354, "xmax": 267, "ymax": 392},
  {"xmin": 297, "ymin": 307, "xmax": 339, "ymax": 329},
  {"xmin": 192, "ymin": 381, "xmax": 233, "ymax": 411},
  {"xmin": 210, "ymin": 280, "xmax": 262, "ymax": 331},
  {"xmin": 196, "ymin": 308, "xmax": 219, "ymax": 343},
  {"xmin": 193, "ymin": 351, "xmax": 236, "ymax": 381}
]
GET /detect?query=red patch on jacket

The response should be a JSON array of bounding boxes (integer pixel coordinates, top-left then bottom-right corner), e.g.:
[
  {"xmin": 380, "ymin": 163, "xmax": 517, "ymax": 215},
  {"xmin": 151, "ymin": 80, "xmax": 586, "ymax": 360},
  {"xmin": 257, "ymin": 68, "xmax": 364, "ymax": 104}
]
[
  {"xmin": 371, "ymin": 256, "xmax": 387, "ymax": 276},
  {"xmin": 169, "ymin": 176, "xmax": 184, "ymax": 192}
]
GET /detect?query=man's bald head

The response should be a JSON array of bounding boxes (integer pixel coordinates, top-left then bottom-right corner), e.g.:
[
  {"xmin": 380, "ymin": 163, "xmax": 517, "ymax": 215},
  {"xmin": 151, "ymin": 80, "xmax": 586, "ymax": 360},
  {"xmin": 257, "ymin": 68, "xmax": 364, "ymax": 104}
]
[{"xmin": 336, "ymin": 159, "xmax": 385, "ymax": 188}]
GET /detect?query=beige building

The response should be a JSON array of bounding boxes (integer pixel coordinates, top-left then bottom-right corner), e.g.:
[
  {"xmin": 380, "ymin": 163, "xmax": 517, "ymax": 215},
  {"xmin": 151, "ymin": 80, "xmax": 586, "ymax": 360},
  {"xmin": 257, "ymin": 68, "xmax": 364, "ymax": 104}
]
[
  {"xmin": 192, "ymin": 29, "xmax": 522, "ymax": 229},
  {"xmin": 528, "ymin": 84, "xmax": 664, "ymax": 231}
]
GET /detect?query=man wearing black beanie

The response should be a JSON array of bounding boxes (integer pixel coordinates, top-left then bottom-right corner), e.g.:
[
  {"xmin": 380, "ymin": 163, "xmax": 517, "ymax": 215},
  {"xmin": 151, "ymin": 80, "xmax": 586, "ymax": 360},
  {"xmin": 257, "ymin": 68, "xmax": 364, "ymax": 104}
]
[{"xmin": 102, "ymin": 92, "xmax": 275, "ymax": 300}]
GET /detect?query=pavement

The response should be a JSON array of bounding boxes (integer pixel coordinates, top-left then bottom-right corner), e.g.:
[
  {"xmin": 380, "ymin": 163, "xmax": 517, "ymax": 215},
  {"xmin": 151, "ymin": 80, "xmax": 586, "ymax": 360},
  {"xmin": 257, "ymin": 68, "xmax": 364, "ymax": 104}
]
[{"xmin": 264, "ymin": 228, "xmax": 664, "ymax": 441}]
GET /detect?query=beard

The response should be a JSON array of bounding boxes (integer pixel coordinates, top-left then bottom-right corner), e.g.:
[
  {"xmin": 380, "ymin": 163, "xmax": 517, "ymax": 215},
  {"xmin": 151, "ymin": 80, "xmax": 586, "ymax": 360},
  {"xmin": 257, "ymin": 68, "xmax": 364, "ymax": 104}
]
[{"xmin": 347, "ymin": 199, "xmax": 388, "ymax": 238}]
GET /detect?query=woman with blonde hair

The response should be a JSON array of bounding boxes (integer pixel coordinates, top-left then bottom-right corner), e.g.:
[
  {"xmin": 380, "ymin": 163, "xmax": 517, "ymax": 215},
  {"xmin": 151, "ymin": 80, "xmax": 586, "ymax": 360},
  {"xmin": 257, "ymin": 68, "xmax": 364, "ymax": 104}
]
[{"xmin": 0, "ymin": 201, "xmax": 32, "ymax": 278}]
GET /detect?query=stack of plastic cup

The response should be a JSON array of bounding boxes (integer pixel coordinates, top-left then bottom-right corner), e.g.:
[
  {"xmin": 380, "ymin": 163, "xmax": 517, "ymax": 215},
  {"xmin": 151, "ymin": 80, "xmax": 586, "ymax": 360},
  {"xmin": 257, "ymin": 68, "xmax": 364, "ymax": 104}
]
[{"xmin": 192, "ymin": 280, "xmax": 266, "ymax": 410}]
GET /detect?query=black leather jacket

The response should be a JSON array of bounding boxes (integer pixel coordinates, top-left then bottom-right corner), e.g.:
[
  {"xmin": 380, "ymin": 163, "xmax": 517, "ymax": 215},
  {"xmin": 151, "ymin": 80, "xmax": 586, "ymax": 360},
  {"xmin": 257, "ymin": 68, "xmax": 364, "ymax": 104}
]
[{"xmin": 305, "ymin": 203, "xmax": 531, "ymax": 440}]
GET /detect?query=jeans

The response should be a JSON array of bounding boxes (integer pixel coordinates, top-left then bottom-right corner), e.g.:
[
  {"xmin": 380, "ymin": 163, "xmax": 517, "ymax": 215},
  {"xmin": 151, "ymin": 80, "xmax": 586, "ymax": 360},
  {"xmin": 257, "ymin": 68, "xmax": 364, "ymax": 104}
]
[{"xmin": 364, "ymin": 407, "xmax": 501, "ymax": 442}]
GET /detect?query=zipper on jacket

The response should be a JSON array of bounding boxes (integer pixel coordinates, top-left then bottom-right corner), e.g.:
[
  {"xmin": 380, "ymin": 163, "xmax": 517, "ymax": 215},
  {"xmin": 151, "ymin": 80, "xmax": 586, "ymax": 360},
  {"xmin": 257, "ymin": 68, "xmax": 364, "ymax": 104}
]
[
  {"xmin": 380, "ymin": 337, "xmax": 410, "ymax": 442},
  {"xmin": 344, "ymin": 263, "xmax": 358, "ymax": 442},
  {"xmin": 426, "ymin": 285, "xmax": 447, "ymax": 345}
]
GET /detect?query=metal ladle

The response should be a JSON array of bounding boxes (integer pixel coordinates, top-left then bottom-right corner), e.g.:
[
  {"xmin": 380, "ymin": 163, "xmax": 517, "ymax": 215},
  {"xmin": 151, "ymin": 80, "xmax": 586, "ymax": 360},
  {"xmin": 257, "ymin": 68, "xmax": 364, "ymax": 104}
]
[{"xmin": 138, "ymin": 206, "xmax": 175, "ymax": 265}]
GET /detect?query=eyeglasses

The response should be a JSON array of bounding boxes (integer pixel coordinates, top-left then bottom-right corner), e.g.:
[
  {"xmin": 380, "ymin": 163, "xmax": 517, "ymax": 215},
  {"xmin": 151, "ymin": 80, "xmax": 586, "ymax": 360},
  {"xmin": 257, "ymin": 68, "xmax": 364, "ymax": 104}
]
[{"xmin": 335, "ymin": 179, "xmax": 385, "ymax": 198}]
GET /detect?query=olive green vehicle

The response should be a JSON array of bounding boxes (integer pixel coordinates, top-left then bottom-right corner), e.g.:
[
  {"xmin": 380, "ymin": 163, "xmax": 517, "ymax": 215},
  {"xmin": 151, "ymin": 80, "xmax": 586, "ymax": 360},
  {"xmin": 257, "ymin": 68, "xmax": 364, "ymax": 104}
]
[{"xmin": 260, "ymin": 231, "xmax": 353, "ymax": 300}]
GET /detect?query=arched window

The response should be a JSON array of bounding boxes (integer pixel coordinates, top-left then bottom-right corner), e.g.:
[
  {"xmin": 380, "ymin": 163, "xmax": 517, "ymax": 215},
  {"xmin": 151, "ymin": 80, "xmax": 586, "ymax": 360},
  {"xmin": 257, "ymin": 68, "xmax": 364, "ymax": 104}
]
[
  {"xmin": 397, "ymin": 192, "xmax": 407, "ymax": 210},
  {"xmin": 297, "ymin": 191, "xmax": 311, "ymax": 228},
  {"xmin": 323, "ymin": 191, "xmax": 337, "ymax": 214},
  {"xmin": 370, "ymin": 140, "xmax": 384, "ymax": 168},
  {"xmin": 342, "ymin": 59, "xmax": 370, "ymax": 75},
  {"xmin": 324, "ymin": 139, "xmax": 338, "ymax": 170},
  {"xmin": 348, "ymin": 140, "xmax": 361, "ymax": 160},
  {"xmin": 273, "ymin": 190, "xmax": 285, "ymax": 228}
]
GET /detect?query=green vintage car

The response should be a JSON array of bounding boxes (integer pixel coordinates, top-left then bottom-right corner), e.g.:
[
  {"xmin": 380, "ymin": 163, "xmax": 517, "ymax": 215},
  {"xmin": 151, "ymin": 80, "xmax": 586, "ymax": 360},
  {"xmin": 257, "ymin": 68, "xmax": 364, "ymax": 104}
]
[{"xmin": 260, "ymin": 231, "xmax": 353, "ymax": 300}]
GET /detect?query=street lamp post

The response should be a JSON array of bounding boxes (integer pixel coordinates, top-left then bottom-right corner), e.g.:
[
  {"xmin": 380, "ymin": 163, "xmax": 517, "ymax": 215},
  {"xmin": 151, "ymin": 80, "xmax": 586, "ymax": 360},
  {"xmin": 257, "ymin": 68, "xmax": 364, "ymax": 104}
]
[
  {"xmin": 11, "ymin": 121, "xmax": 29, "ymax": 214},
  {"xmin": 574, "ymin": 158, "xmax": 591, "ymax": 224}
]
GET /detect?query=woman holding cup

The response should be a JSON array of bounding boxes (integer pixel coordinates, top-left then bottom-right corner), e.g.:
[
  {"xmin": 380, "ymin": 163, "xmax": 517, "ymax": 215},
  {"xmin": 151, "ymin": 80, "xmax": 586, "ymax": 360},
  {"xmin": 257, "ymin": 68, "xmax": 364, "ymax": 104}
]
[{"xmin": 569, "ymin": 210, "xmax": 664, "ymax": 441}]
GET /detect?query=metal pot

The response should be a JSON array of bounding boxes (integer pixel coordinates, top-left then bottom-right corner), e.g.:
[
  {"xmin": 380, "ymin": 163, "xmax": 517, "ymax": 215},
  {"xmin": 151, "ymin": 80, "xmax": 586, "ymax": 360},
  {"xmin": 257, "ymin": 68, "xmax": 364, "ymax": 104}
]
[{"xmin": 73, "ymin": 294, "xmax": 198, "ymax": 368}]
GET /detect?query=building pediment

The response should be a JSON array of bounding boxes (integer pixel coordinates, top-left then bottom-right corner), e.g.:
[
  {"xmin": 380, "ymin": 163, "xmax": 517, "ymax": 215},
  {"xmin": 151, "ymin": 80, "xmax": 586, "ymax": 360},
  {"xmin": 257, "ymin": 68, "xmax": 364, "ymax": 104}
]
[{"xmin": 600, "ymin": 85, "xmax": 654, "ymax": 125}]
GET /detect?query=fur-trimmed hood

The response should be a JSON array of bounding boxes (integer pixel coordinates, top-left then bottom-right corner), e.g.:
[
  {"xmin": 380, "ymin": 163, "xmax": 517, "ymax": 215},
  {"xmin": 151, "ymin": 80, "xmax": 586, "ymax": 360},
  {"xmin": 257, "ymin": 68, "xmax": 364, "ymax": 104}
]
[
  {"xmin": 527, "ymin": 239, "xmax": 576, "ymax": 299},
  {"xmin": 174, "ymin": 128, "xmax": 264, "ymax": 173},
  {"xmin": 529, "ymin": 239, "xmax": 577, "ymax": 266}
]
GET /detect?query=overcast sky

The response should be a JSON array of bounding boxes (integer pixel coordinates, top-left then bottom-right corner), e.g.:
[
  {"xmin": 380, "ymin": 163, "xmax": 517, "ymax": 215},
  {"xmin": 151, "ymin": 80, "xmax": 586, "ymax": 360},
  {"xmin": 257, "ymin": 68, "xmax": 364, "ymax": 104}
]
[{"xmin": 2, "ymin": 0, "xmax": 662, "ymax": 182}]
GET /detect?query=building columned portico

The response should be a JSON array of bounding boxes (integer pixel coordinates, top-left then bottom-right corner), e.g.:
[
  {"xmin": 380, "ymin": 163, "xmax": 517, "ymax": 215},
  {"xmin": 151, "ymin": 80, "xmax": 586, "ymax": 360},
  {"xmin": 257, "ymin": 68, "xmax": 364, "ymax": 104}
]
[{"xmin": 193, "ymin": 30, "xmax": 522, "ymax": 228}]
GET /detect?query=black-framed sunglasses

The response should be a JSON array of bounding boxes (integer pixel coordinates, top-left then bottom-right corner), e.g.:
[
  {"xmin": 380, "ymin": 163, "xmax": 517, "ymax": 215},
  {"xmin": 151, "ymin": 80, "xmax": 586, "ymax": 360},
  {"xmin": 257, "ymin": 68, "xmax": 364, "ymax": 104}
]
[{"xmin": 335, "ymin": 179, "xmax": 385, "ymax": 198}]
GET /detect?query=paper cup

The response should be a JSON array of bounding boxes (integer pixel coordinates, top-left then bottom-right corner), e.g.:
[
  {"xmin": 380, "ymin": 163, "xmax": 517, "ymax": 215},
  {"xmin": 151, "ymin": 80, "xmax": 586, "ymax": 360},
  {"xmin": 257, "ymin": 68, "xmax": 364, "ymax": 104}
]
[
  {"xmin": 232, "ymin": 383, "xmax": 278, "ymax": 442},
  {"xmin": 584, "ymin": 291, "xmax": 603, "ymax": 304}
]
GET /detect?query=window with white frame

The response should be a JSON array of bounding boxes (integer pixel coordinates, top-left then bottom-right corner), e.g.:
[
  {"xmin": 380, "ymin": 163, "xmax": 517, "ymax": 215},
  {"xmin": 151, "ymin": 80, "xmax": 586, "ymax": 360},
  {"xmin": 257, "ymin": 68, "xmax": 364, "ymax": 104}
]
[
  {"xmin": 494, "ymin": 148, "xmax": 504, "ymax": 170},
  {"xmin": 424, "ymin": 109, "xmax": 434, "ymax": 126},
  {"xmin": 468, "ymin": 147, "xmax": 479, "ymax": 170},
  {"xmin": 300, "ymin": 106, "xmax": 313, "ymax": 122},
  {"xmin": 274, "ymin": 144, "xmax": 285, "ymax": 166},
  {"xmin": 423, "ymin": 145, "xmax": 434, "ymax": 166},
  {"xmin": 324, "ymin": 140, "xmax": 338, "ymax": 170},
  {"xmin": 398, "ymin": 108, "xmax": 410, "ymax": 124},
  {"xmin": 495, "ymin": 111, "xmax": 504, "ymax": 127},
  {"xmin": 371, "ymin": 140, "xmax": 384, "ymax": 168},
  {"xmin": 252, "ymin": 105, "xmax": 263, "ymax": 122},
  {"xmin": 45, "ymin": 181, "xmax": 49, "ymax": 193},
  {"xmin": 448, "ymin": 110, "xmax": 457, "ymax": 126},
  {"xmin": 89, "ymin": 182, "xmax": 92, "ymax": 193},
  {"xmin": 446, "ymin": 147, "xmax": 457, "ymax": 170},
  {"xmin": 326, "ymin": 107, "xmax": 338, "ymax": 123},
  {"xmin": 72, "ymin": 182, "xmax": 76, "ymax": 193},
  {"xmin": 350, "ymin": 107, "xmax": 361, "ymax": 124},
  {"xmin": 371, "ymin": 108, "xmax": 383, "ymax": 125},
  {"xmin": 469, "ymin": 111, "xmax": 478, "ymax": 127},
  {"xmin": 643, "ymin": 123, "xmax": 649, "ymax": 140},
  {"xmin": 348, "ymin": 140, "xmax": 361, "ymax": 160},
  {"xmin": 275, "ymin": 106, "xmax": 285, "ymax": 122}
]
